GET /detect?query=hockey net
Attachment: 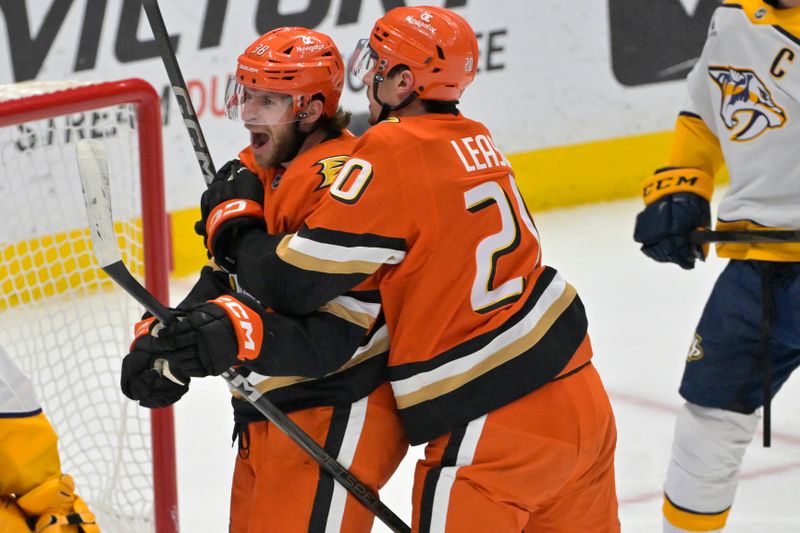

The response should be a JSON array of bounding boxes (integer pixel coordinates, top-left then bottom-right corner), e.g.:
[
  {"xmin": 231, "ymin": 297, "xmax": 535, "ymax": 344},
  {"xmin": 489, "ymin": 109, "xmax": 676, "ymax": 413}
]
[{"xmin": 0, "ymin": 79, "xmax": 177, "ymax": 533}]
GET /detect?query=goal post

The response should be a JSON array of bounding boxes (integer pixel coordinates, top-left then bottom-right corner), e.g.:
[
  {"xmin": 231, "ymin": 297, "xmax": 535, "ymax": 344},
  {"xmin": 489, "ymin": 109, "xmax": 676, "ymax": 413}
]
[{"xmin": 0, "ymin": 78, "xmax": 178, "ymax": 533}]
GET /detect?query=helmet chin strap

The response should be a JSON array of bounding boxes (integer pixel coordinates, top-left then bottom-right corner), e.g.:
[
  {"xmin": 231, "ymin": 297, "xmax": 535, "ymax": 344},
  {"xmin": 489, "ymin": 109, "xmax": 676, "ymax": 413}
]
[{"xmin": 372, "ymin": 73, "xmax": 418, "ymax": 122}]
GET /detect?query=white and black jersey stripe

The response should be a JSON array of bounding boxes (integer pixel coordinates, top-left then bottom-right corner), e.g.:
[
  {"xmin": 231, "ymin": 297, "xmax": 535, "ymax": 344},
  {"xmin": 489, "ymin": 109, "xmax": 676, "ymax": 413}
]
[
  {"xmin": 235, "ymin": 227, "xmax": 401, "ymax": 316},
  {"xmin": 390, "ymin": 268, "xmax": 588, "ymax": 444},
  {"xmin": 232, "ymin": 322, "xmax": 390, "ymax": 421},
  {"xmin": 278, "ymin": 226, "xmax": 406, "ymax": 276}
]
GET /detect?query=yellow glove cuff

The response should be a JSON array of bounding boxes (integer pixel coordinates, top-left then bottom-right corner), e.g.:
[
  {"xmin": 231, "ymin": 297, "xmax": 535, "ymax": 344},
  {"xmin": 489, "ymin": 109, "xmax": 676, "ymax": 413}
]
[
  {"xmin": 16, "ymin": 476, "xmax": 76, "ymax": 516},
  {"xmin": 641, "ymin": 167, "xmax": 714, "ymax": 205},
  {"xmin": 17, "ymin": 476, "xmax": 98, "ymax": 532}
]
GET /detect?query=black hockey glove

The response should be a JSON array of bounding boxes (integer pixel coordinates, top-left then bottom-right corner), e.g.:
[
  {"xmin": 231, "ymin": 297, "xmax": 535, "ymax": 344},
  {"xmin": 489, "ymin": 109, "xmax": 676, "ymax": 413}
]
[
  {"xmin": 152, "ymin": 292, "xmax": 266, "ymax": 378},
  {"xmin": 634, "ymin": 192, "xmax": 711, "ymax": 269},
  {"xmin": 196, "ymin": 159, "xmax": 266, "ymax": 272},
  {"xmin": 121, "ymin": 325, "xmax": 191, "ymax": 409},
  {"xmin": 175, "ymin": 265, "xmax": 233, "ymax": 311}
]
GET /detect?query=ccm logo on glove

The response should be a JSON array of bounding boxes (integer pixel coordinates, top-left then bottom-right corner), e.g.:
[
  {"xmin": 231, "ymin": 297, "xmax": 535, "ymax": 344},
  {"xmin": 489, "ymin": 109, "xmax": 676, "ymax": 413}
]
[
  {"xmin": 206, "ymin": 199, "xmax": 262, "ymax": 245},
  {"xmin": 211, "ymin": 295, "xmax": 263, "ymax": 360}
]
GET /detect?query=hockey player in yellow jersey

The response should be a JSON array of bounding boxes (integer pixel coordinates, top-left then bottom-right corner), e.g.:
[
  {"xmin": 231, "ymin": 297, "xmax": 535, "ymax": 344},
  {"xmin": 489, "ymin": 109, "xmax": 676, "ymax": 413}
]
[
  {"xmin": 0, "ymin": 345, "xmax": 99, "ymax": 533},
  {"xmin": 633, "ymin": 0, "xmax": 800, "ymax": 530}
]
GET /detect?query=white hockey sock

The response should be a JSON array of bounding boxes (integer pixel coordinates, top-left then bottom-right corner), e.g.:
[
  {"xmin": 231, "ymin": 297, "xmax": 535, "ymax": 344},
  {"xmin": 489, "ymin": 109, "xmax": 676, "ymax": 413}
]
[{"xmin": 662, "ymin": 402, "xmax": 759, "ymax": 532}]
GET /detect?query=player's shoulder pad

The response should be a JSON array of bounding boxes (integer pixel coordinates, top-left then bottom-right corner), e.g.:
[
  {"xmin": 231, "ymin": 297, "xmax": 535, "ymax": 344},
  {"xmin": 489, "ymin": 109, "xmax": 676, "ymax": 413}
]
[
  {"xmin": 361, "ymin": 116, "xmax": 406, "ymax": 142},
  {"xmin": 371, "ymin": 116, "xmax": 403, "ymax": 132},
  {"xmin": 724, "ymin": 0, "xmax": 780, "ymax": 6},
  {"xmin": 290, "ymin": 131, "xmax": 357, "ymax": 177},
  {"xmin": 729, "ymin": 0, "xmax": 794, "ymax": 28},
  {"xmin": 720, "ymin": 0, "xmax": 764, "ymax": 12}
]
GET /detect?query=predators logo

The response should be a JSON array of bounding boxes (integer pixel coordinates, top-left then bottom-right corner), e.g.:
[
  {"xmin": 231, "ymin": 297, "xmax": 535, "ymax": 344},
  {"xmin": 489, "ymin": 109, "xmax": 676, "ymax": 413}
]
[
  {"xmin": 708, "ymin": 66, "xmax": 786, "ymax": 142},
  {"xmin": 314, "ymin": 155, "xmax": 349, "ymax": 191},
  {"xmin": 686, "ymin": 333, "xmax": 704, "ymax": 362}
]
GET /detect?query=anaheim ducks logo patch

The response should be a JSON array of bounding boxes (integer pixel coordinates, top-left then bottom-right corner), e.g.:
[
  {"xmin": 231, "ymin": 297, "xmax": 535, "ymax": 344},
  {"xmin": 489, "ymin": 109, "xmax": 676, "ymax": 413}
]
[
  {"xmin": 314, "ymin": 155, "xmax": 349, "ymax": 191},
  {"xmin": 686, "ymin": 333, "xmax": 704, "ymax": 362},
  {"xmin": 708, "ymin": 66, "xmax": 787, "ymax": 142}
]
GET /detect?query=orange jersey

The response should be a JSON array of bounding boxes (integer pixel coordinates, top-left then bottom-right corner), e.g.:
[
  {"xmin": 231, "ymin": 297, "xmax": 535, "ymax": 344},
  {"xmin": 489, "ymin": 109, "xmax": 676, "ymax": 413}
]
[
  {"xmin": 265, "ymin": 114, "xmax": 592, "ymax": 444},
  {"xmin": 239, "ymin": 130, "xmax": 357, "ymax": 234},
  {"xmin": 225, "ymin": 131, "xmax": 391, "ymax": 420}
]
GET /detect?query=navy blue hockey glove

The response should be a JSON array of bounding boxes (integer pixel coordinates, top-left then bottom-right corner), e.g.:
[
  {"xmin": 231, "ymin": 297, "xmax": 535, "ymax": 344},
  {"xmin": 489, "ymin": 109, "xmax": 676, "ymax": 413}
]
[
  {"xmin": 633, "ymin": 168, "xmax": 713, "ymax": 270},
  {"xmin": 634, "ymin": 192, "xmax": 710, "ymax": 269},
  {"xmin": 152, "ymin": 293, "xmax": 265, "ymax": 378},
  {"xmin": 195, "ymin": 159, "xmax": 265, "ymax": 272},
  {"xmin": 121, "ymin": 319, "xmax": 191, "ymax": 408}
]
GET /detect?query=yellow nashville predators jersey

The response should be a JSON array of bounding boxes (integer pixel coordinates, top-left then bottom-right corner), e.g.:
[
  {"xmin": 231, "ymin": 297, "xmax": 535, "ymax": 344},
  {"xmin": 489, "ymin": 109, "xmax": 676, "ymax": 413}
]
[
  {"xmin": 0, "ymin": 344, "xmax": 61, "ymax": 495},
  {"xmin": 673, "ymin": 0, "xmax": 800, "ymax": 260}
]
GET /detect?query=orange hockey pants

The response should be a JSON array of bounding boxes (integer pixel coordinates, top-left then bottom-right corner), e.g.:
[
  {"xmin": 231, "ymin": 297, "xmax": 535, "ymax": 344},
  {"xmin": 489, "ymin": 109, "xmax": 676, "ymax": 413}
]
[
  {"xmin": 229, "ymin": 382, "xmax": 407, "ymax": 532},
  {"xmin": 411, "ymin": 363, "xmax": 620, "ymax": 532}
]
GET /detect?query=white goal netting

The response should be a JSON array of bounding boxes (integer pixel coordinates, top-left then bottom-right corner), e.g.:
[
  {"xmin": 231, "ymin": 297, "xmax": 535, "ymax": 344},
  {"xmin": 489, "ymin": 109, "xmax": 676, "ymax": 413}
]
[{"xmin": 0, "ymin": 80, "xmax": 172, "ymax": 532}]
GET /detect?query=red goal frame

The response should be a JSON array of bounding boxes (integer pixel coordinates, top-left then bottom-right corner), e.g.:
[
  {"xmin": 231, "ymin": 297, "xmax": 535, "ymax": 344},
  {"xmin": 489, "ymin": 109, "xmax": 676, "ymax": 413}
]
[{"xmin": 0, "ymin": 78, "xmax": 178, "ymax": 533}]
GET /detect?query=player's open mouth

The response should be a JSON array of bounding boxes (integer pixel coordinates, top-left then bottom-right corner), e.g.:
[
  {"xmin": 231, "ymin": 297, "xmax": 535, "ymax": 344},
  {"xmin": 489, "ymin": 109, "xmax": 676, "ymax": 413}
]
[{"xmin": 251, "ymin": 131, "xmax": 269, "ymax": 149}]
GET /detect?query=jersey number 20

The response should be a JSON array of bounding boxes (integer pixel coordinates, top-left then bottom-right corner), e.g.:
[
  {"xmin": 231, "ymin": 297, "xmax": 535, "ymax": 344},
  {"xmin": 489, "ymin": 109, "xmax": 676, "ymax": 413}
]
[{"xmin": 464, "ymin": 178, "xmax": 539, "ymax": 313}]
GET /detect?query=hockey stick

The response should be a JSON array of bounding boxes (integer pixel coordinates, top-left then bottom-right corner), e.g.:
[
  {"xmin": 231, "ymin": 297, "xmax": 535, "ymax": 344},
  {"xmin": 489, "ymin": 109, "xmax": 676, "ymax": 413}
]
[
  {"xmin": 140, "ymin": 0, "xmax": 215, "ymax": 185},
  {"xmin": 690, "ymin": 229, "xmax": 800, "ymax": 244},
  {"xmin": 77, "ymin": 139, "xmax": 410, "ymax": 532},
  {"xmin": 138, "ymin": 3, "xmax": 409, "ymax": 530},
  {"xmin": 139, "ymin": 4, "xmax": 409, "ymax": 529}
]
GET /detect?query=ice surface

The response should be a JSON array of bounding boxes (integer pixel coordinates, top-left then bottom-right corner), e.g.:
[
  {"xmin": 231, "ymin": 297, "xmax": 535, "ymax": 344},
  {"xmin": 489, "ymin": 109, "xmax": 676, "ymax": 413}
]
[{"xmin": 173, "ymin": 192, "xmax": 800, "ymax": 532}]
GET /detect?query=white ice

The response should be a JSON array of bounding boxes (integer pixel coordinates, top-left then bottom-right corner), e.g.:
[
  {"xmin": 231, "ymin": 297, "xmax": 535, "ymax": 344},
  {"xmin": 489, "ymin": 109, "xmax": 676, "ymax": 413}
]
[{"xmin": 173, "ymin": 192, "xmax": 800, "ymax": 532}]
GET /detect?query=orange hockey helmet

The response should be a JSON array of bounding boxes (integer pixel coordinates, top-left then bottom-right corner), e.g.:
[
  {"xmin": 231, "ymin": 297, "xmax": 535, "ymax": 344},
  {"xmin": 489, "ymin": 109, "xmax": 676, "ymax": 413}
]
[
  {"xmin": 350, "ymin": 6, "xmax": 478, "ymax": 102},
  {"xmin": 225, "ymin": 27, "xmax": 344, "ymax": 124}
]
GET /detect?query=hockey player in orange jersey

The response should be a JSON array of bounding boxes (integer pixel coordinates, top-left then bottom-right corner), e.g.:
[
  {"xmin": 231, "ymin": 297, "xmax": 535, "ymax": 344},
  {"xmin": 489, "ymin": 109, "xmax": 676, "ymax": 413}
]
[
  {"xmin": 147, "ymin": 7, "xmax": 620, "ymax": 532},
  {"xmin": 0, "ymin": 345, "xmax": 99, "ymax": 533},
  {"xmin": 120, "ymin": 28, "xmax": 406, "ymax": 532}
]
